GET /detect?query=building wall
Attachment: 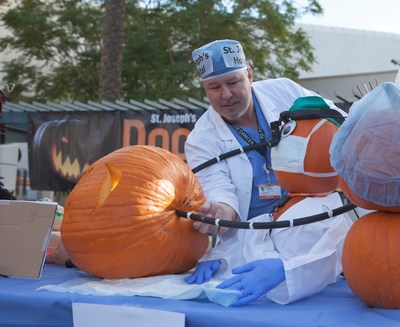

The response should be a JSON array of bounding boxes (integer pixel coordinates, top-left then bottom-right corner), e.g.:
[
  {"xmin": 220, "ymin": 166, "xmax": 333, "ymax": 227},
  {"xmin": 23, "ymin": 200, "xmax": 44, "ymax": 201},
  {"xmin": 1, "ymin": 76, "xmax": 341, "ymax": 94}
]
[
  {"xmin": 300, "ymin": 71, "xmax": 397, "ymax": 103},
  {"xmin": 297, "ymin": 24, "xmax": 400, "ymax": 102}
]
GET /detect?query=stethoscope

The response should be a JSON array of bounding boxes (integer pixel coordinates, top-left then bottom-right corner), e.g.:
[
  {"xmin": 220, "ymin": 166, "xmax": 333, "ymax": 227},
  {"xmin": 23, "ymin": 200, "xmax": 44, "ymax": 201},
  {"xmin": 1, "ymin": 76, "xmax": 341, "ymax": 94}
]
[{"xmin": 175, "ymin": 108, "xmax": 357, "ymax": 229}]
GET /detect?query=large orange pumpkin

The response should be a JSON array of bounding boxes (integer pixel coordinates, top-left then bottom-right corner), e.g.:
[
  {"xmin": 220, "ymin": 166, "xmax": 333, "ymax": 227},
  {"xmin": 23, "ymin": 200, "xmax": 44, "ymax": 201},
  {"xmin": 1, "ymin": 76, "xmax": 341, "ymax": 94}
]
[
  {"xmin": 61, "ymin": 145, "xmax": 209, "ymax": 279},
  {"xmin": 272, "ymin": 118, "xmax": 339, "ymax": 194},
  {"xmin": 342, "ymin": 211, "xmax": 400, "ymax": 308}
]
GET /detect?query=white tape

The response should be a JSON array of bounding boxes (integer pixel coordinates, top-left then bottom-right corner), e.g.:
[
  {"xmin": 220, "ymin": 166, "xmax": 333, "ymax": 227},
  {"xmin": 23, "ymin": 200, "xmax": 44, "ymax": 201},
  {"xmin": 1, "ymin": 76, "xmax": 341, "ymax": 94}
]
[{"xmin": 322, "ymin": 205, "xmax": 334, "ymax": 218}]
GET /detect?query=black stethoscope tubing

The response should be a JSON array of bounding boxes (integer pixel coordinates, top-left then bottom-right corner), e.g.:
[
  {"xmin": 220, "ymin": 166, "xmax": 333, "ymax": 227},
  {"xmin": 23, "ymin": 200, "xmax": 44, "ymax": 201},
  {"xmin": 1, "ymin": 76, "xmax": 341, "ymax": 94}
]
[
  {"xmin": 175, "ymin": 202, "xmax": 356, "ymax": 230},
  {"xmin": 192, "ymin": 139, "xmax": 276, "ymax": 174},
  {"xmin": 176, "ymin": 110, "xmax": 356, "ymax": 229},
  {"xmin": 192, "ymin": 110, "xmax": 345, "ymax": 173}
]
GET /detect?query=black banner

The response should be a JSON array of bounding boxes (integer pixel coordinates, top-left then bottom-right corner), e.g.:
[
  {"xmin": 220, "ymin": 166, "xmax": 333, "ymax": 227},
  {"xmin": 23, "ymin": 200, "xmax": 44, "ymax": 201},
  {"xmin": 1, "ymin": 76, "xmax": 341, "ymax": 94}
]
[{"xmin": 28, "ymin": 109, "xmax": 205, "ymax": 191}]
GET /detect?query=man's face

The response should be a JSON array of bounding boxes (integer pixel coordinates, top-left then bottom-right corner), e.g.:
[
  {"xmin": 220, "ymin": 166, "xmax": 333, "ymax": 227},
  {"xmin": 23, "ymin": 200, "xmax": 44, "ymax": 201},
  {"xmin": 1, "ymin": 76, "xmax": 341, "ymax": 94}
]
[{"xmin": 202, "ymin": 68, "xmax": 253, "ymax": 123}]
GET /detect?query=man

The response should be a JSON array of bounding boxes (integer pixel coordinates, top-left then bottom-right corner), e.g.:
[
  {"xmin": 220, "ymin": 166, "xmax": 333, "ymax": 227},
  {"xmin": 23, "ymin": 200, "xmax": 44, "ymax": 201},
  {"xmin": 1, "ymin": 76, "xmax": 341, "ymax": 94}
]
[{"xmin": 184, "ymin": 39, "xmax": 352, "ymax": 306}]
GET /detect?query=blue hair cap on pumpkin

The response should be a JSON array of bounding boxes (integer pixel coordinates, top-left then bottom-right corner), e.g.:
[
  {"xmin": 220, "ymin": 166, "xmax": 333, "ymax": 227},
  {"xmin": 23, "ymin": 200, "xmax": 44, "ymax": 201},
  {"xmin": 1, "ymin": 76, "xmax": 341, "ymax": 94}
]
[{"xmin": 330, "ymin": 82, "xmax": 400, "ymax": 207}]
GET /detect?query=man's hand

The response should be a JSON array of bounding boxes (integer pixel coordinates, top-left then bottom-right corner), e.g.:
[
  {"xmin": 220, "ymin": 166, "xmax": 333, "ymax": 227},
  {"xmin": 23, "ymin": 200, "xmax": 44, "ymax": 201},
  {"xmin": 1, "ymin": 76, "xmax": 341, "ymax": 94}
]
[
  {"xmin": 193, "ymin": 201, "xmax": 238, "ymax": 235},
  {"xmin": 185, "ymin": 260, "xmax": 221, "ymax": 284},
  {"xmin": 216, "ymin": 259, "xmax": 285, "ymax": 306}
]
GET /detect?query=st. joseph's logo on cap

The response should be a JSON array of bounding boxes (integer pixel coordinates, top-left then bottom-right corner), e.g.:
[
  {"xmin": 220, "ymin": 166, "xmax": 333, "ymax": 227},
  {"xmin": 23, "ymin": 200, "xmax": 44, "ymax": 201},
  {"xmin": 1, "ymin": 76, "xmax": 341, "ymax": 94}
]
[{"xmin": 192, "ymin": 40, "xmax": 247, "ymax": 81}]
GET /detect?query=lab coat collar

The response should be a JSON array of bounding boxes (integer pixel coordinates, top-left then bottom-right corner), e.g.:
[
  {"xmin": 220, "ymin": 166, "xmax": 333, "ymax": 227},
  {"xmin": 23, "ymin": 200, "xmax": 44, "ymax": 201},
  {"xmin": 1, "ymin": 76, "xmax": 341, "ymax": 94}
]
[{"xmin": 251, "ymin": 84, "xmax": 280, "ymax": 124}]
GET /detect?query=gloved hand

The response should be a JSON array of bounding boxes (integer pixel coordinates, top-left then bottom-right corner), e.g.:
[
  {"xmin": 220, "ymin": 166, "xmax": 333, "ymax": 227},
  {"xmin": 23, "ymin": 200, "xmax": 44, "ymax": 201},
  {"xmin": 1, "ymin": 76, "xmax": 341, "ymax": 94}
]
[
  {"xmin": 216, "ymin": 258, "xmax": 285, "ymax": 306},
  {"xmin": 185, "ymin": 260, "xmax": 221, "ymax": 284}
]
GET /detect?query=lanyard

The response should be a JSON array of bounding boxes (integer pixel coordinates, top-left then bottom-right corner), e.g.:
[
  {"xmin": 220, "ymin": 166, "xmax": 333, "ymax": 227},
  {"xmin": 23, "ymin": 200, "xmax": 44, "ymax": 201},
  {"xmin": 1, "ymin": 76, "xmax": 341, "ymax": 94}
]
[{"xmin": 230, "ymin": 108, "xmax": 267, "ymax": 159}]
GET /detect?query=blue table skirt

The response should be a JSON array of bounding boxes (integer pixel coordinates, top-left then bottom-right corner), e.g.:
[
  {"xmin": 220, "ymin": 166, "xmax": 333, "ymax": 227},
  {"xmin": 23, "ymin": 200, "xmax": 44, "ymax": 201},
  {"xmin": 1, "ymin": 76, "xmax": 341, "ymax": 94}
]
[{"xmin": 0, "ymin": 264, "xmax": 399, "ymax": 327}]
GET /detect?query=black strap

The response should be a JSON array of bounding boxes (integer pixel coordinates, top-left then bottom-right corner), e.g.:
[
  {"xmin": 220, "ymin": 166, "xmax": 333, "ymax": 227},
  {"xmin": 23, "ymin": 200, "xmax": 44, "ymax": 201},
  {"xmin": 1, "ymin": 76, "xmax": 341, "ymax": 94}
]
[{"xmin": 280, "ymin": 109, "xmax": 345, "ymax": 125}]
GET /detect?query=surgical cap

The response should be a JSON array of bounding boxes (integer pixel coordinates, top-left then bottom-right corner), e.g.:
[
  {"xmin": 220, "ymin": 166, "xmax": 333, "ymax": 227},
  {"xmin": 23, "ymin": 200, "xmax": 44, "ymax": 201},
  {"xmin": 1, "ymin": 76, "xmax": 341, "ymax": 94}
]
[
  {"xmin": 192, "ymin": 40, "xmax": 247, "ymax": 81},
  {"xmin": 330, "ymin": 82, "xmax": 400, "ymax": 207}
]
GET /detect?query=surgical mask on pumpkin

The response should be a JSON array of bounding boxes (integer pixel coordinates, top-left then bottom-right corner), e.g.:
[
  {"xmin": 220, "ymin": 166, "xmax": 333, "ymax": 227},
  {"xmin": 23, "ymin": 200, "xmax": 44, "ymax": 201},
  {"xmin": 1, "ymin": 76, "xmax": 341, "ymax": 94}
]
[
  {"xmin": 271, "ymin": 119, "xmax": 336, "ymax": 177},
  {"xmin": 271, "ymin": 134, "xmax": 307, "ymax": 174}
]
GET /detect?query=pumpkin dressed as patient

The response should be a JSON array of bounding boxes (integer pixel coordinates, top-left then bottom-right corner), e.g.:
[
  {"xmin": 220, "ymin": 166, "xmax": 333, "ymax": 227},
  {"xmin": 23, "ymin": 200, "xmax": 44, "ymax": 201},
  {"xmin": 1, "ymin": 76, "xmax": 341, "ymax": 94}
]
[
  {"xmin": 61, "ymin": 145, "xmax": 209, "ymax": 279},
  {"xmin": 330, "ymin": 82, "xmax": 400, "ymax": 309},
  {"xmin": 270, "ymin": 96, "xmax": 342, "ymax": 221},
  {"xmin": 271, "ymin": 96, "xmax": 341, "ymax": 195}
]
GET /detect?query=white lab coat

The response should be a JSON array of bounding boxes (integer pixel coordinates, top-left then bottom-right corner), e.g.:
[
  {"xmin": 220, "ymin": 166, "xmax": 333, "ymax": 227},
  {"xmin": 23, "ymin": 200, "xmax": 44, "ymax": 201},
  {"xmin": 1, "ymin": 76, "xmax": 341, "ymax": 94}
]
[
  {"xmin": 185, "ymin": 77, "xmax": 351, "ymax": 304},
  {"xmin": 199, "ymin": 193, "xmax": 353, "ymax": 304},
  {"xmin": 185, "ymin": 77, "xmax": 345, "ymax": 221}
]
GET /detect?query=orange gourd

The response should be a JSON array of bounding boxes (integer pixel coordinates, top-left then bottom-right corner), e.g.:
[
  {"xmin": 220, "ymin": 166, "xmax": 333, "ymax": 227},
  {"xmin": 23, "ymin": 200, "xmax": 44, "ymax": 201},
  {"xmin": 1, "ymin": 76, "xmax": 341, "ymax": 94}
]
[
  {"xmin": 342, "ymin": 211, "xmax": 400, "ymax": 308},
  {"xmin": 272, "ymin": 196, "xmax": 305, "ymax": 221},
  {"xmin": 338, "ymin": 176, "xmax": 400, "ymax": 212},
  {"xmin": 331, "ymin": 106, "xmax": 400, "ymax": 212},
  {"xmin": 61, "ymin": 145, "xmax": 209, "ymax": 279},
  {"xmin": 274, "ymin": 118, "xmax": 339, "ymax": 194}
]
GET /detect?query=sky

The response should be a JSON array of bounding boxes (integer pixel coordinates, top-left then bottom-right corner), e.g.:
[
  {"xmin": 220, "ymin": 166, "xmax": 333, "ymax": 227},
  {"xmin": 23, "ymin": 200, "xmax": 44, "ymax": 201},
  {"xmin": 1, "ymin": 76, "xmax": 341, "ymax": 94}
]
[{"xmin": 296, "ymin": 0, "xmax": 400, "ymax": 34}]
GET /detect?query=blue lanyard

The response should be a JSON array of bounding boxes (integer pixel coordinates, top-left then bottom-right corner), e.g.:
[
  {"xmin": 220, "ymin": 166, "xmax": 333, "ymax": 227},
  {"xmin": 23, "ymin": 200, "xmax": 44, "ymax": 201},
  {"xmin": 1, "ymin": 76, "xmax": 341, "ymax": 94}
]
[{"xmin": 229, "ymin": 105, "xmax": 267, "ymax": 158}]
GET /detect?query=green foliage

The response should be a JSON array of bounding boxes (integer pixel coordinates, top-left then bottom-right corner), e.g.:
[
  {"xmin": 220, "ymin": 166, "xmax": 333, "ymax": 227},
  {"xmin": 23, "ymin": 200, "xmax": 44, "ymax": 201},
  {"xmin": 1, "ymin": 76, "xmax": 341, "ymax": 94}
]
[
  {"xmin": 0, "ymin": 0, "xmax": 322, "ymax": 102},
  {"xmin": 0, "ymin": 0, "xmax": 103, "ymax": 101}
]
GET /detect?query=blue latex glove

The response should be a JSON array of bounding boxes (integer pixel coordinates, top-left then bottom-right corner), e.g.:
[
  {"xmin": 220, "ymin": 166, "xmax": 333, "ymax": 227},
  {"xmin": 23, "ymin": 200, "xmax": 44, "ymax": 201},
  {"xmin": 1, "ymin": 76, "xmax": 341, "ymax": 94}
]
[
  {"xmin": 185, "ymin": 260, "xmax": 221, "ymax": 284},
  {"xmin": 216, "ymin": 258, "xmax": 285, "ymax": 306}
]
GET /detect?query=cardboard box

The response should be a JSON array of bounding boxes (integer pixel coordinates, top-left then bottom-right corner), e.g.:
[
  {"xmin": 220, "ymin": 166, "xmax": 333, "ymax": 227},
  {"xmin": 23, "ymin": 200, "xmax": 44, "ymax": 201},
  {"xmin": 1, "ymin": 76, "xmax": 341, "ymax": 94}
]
[{"xmin": 0, "ymin": 200, "xmax": 57, "ymax": 278}]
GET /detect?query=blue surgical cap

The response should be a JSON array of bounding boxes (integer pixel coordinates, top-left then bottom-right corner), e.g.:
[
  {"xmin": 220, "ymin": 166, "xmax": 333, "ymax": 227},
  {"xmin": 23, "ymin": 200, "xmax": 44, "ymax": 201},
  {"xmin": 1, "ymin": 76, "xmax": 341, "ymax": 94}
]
[
  {"xmin": 192, "ymin": 40, "xmax": 247, "ymax": 81},
  {"xmin": 330, "ymin": 82, "xmax": 400, "ymax": 207}
]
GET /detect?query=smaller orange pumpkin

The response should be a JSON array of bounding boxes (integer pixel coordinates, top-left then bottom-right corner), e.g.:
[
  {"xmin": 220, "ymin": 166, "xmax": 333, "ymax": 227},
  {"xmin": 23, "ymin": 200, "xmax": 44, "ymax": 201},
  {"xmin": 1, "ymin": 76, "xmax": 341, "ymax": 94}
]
[
  {"xmin": 272, "ymin": 196, "xmax": 306, "ymax": 221},
  {"xmin": 330, "ymin": 103, "xmax": 400, "ymax": 212},
  {"xmin": 338, "ymin": 176, "xmax": 399, "ymax": 212},
  {"xmin": 342, "ymin": 211, "xmax": 400, "ymax": 308},
  {"xmin": 272, "ymin": 118, "xmax": 339, "ymax": 194}
]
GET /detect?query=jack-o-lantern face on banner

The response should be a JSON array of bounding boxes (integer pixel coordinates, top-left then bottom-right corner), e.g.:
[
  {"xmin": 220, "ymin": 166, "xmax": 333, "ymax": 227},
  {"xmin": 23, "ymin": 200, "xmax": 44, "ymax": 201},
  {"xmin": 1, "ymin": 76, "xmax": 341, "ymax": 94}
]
[
  {"xmin": 39, "ymin": 119, "xmax": 90, "ymax": 181},
  {"xmin": 28, "ymin": 112, "xmax": 122, "ymax": 191}
]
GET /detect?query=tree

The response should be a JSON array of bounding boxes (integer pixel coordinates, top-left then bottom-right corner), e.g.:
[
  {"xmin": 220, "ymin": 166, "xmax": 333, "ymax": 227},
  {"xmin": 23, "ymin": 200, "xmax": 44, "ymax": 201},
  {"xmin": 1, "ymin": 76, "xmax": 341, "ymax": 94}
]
[
  {"xmin": 0, "ymin": 0, "xmax": 323, "ymax": 102},
  {"xmin": 99, "ymin": 0, "xmax": 125, "ymax": 101},
  {"xmin": 0, "ymin": 0, "xmax": 103, "ymax": 102}
]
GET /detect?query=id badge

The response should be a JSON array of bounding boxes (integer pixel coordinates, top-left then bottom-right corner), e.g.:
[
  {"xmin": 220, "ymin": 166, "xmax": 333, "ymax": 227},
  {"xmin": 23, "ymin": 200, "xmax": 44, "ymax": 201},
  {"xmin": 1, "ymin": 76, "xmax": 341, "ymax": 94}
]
[{"xmin": 258, "ymin": 183, "xmax": 282, "ymax": 199}]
